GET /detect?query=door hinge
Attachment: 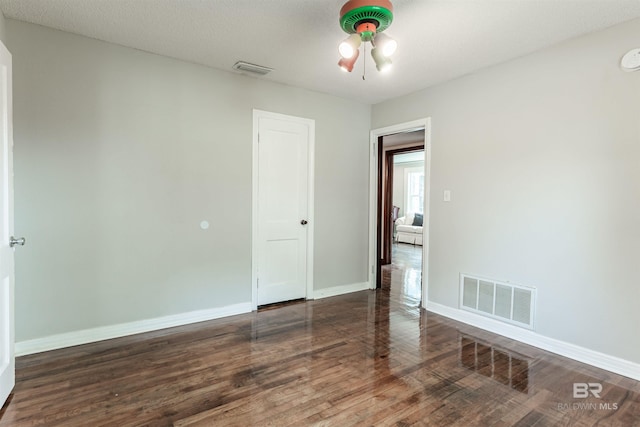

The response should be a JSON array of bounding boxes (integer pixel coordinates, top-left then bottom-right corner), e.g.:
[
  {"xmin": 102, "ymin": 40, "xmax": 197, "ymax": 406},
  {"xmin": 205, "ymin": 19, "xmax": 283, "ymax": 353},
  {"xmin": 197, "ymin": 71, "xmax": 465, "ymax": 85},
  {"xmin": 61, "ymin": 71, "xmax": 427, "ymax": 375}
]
[{"xmin": 258, "ymin": 133, "xmax": 260, "ymax": 143}]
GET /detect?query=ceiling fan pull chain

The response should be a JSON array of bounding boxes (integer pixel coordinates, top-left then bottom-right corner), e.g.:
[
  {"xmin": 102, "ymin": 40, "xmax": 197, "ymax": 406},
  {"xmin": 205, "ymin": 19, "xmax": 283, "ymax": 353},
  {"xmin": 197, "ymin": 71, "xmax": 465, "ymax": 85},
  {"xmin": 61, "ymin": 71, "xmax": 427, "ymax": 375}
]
[{"xmin": 362, "ymin": 43, "xmax": 366, "ymax": 80}]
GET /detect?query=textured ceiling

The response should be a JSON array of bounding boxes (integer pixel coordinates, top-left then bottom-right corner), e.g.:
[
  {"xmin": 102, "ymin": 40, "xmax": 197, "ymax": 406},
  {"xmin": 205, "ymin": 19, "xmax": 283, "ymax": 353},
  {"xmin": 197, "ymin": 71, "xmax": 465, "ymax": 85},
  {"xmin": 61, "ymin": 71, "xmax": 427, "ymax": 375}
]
[{"xmin": 1, "ymin": 0, "xmax": 639, "ymax": 104}]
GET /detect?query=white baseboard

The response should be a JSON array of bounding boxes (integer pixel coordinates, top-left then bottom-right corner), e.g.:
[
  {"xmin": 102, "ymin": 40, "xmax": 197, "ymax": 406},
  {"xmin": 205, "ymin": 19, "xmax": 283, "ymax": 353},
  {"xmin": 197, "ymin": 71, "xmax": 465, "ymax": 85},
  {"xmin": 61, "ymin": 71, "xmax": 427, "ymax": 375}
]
[
  {"xmin": 313, "ymin": 282, "xmax": 370, "ymax": 300},
  {"xmin": 426, "ymin": 301, "xmax": 640, "ymax": 381},
  {"xmin": 16, "ymin": 302, "xmax": 253, "ymax": 357}
]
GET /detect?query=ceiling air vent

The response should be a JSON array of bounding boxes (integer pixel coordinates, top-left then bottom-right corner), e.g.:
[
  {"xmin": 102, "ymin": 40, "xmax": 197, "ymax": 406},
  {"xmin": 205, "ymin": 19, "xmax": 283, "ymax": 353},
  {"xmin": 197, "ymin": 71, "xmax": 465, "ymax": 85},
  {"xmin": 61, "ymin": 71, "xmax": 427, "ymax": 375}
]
[{"xmin": 232, "ymin": 61, "xmax": 273, "ymax": 76}]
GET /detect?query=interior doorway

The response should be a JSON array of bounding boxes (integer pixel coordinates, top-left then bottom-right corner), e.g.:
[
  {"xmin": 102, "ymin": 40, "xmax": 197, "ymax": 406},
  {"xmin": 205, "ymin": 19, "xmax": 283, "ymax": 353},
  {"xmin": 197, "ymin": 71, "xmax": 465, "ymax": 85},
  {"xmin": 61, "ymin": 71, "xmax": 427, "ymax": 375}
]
[
  {"xmin": 369, "ymin": 118, "xmax": 431, "ymax": 309},
  {"xmin": 379, "ymin": 140, "xmax": 424, "ymax": 267},
  {"xmin": 377, "ymin": 133, "xmax": 425, "ymax": 305},
  {"xmin": 252, "ymin": 110, "xmax": 315, "ymax": 309}
]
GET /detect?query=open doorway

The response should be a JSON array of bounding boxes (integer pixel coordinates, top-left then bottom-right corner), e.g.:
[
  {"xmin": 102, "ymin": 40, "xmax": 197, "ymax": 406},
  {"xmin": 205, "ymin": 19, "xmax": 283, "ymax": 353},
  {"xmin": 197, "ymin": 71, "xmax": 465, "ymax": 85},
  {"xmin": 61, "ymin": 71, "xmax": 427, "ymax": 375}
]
[
  {"xmin": 377, "ymin": 133, "xmax": 425, "ymax": 305},
  {"xmin": 369, "ymin": 118, "xmax": 431, "ymax": 309},
  {"xmin": 379, "ymin": 138, "xmax": 425, "ymax": 265}
]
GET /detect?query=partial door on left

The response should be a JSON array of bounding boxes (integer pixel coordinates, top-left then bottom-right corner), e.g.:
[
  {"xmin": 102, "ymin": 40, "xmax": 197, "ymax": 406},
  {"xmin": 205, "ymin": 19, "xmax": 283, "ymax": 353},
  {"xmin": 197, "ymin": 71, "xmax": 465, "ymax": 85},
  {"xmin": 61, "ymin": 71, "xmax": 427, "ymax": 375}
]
[{"xmin": 0, "ymin": 40, "xmax": 15, "ymax": 408}]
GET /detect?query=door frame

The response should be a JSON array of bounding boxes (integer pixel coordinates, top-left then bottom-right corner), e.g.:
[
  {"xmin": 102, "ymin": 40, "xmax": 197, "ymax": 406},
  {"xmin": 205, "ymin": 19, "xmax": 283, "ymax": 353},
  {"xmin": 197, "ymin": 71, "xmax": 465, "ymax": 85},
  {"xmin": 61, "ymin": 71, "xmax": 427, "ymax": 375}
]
[
  {"xmin": 368, "ymin": 118, "xmax": 431, "ymax": 308},
  {"xmin": 251, "ymin": 109, "xmax": 315, "ymax": 310}
]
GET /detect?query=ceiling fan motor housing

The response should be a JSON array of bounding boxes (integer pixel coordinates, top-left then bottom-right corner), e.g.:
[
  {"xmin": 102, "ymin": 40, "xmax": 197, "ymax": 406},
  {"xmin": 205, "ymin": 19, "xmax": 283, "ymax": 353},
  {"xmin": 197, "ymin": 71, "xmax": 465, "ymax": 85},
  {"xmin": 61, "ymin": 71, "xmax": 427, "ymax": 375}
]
[{"xmin": 340, "ymin": 0, "xmax": 394, "ymax": 40}]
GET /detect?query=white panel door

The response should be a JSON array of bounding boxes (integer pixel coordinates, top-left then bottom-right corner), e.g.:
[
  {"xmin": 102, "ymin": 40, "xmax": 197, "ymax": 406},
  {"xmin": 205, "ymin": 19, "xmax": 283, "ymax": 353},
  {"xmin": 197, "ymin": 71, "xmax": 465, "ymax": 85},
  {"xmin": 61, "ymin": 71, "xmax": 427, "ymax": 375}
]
[
  {"xmin": 256, "ymin": 113, "xmax": 311, "ymax": 306},
  {"xmin": 0, "ymin": 42, "xmax": 14, "ymax": 407}
]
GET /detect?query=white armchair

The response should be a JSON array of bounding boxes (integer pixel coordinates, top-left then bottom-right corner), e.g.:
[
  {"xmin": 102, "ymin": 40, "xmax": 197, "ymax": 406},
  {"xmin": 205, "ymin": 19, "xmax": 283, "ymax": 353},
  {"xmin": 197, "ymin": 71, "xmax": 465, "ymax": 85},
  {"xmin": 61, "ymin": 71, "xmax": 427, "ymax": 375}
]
[{"xmin": 395, "ymin": 212, "xmax": 424, "ymax": 245}]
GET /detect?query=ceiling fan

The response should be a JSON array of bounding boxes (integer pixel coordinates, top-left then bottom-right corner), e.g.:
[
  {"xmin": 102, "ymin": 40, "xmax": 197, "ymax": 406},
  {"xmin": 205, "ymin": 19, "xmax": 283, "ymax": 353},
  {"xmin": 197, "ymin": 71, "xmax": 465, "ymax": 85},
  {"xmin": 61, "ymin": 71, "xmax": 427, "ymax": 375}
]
[{"xmin": 337, "ymin": 0, "xmax": 397, "ymax": 73}]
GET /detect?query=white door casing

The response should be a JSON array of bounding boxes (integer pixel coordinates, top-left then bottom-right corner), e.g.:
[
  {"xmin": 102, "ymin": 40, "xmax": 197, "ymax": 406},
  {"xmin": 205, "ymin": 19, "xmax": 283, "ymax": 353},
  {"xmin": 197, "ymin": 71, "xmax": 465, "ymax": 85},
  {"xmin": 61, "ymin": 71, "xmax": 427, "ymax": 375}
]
[
  {"xmin": 252, "ymin": 110, "xmax": 314, "ymax": 308},
  {"xmin": 0, "ymin": 41, "xmax": 15, "ymax": 407},
  {"xmin": 369, "ymin": 118, "xmax": 431, "ymax": 306}
]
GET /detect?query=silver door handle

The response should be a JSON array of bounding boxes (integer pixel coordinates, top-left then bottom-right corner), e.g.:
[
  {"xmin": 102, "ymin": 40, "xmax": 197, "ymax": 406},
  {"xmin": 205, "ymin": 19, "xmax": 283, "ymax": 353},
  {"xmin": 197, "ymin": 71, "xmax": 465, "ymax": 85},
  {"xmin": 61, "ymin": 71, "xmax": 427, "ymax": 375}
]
[{"xmin": 10, "ymin": 236, "xmax": 25, "ymax": 247}]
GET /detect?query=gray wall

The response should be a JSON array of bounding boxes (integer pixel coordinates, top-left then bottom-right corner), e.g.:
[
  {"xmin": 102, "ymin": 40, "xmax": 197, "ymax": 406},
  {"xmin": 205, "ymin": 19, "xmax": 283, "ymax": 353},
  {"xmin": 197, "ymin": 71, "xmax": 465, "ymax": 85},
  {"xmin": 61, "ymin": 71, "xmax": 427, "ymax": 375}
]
[
  {"xmin": 373, "ymin": 18, "xmax": 640, "ymax": 363},
  {"xmin": 7, "ymin": 20, "xmax": 371, "ymax": 342},
  {"xmin": 0, "ymin": 11, "xmax": 5, "ymax": 43}
]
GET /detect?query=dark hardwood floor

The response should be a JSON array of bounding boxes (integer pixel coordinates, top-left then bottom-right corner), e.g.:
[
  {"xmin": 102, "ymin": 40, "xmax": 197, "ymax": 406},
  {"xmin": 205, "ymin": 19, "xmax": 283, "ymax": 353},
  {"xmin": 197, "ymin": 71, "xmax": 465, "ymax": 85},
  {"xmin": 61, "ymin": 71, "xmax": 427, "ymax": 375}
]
[{"xmin": 1, "ymin": 243, "xmax": 638, "ymax": 426}]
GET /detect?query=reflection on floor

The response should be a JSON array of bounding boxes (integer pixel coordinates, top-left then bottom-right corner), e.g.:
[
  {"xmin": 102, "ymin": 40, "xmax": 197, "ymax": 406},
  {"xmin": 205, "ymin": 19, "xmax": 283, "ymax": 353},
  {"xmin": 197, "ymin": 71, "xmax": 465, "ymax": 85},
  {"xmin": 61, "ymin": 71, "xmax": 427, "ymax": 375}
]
[
  {"xmin": 459, "ymin": 334, "xmax": 530, "ymax": 394},
  {"xmin": 2, "ymin": 244, "xmax": 639, "ymax": 425},
  {"xmin": 381, "ymin": 242, "xmax": 422, "ymax": 304}
]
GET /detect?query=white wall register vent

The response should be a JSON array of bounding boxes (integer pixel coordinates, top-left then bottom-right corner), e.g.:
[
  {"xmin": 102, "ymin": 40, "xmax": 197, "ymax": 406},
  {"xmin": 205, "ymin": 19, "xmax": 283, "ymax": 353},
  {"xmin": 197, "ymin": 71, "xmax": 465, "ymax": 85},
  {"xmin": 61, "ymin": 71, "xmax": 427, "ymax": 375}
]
[
  {"xmin": 460, "ymin": 274, "xmax": 536, "ymax": 329},
  {"xmin": 232, "ymin": 61, "xmax": 273, "ymax": 76}
]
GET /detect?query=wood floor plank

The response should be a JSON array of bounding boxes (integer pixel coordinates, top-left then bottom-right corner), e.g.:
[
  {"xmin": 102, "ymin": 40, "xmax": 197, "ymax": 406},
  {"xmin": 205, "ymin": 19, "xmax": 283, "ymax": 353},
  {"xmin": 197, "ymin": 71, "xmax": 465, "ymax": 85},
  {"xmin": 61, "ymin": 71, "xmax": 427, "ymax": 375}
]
[{"xmin": 1, "ymin": 243, "xmax": 638, "ymax": 426}]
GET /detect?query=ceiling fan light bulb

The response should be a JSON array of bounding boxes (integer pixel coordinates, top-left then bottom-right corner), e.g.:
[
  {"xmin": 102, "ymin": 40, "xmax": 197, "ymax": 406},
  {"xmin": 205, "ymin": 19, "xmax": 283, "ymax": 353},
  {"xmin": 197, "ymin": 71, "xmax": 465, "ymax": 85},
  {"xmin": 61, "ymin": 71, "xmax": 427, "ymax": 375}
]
[
  {"xmin": 339, "ymin": 42, "xmax": 354, "ymax": 59},
  {"xmin": 371, "ymin": 47, "xmax": 392, "ymax": 72},
  {"xmin": 375, "ymin": 33, "xmax": 397, "ymax": 57},
  {"xmin": 338, "ymin": 47, "xmax": 360, "ymax": 72},
  {"xmin": 338, "ymin": 34, "xmax": 361, "ymax": 59},
  {"xmin": 382, "ymin": 39, "xmax": 397, "ymax": 57}
]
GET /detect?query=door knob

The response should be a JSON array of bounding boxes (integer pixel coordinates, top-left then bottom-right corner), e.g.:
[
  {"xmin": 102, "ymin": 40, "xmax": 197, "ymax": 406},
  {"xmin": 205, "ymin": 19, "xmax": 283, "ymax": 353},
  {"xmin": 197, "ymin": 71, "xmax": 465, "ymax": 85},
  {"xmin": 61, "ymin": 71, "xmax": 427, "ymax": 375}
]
[
  {"xmin": 10, "ymin": 236, "xmax": 26, "ymax": 247},
  {"xmin": 300, "ymin": 220, "xmax": 308, "ymax": 225}
]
